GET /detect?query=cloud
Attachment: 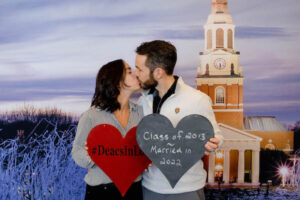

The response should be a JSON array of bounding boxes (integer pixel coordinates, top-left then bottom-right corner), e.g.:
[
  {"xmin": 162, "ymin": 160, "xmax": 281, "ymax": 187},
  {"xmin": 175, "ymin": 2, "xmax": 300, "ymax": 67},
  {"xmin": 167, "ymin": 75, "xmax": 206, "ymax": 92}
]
[
  {"xmin": 1, "ymin": 0, "xmax": 298, "ymax": 45},
  {"xmin": 0, "ymin": 77, "xmax": 94, "ymax": 101},
  {"xmin": 153, "ymin": 27, "xmax": 204, "ymax": 40},
  {"xmin": 151, "ymin": 26, "xmax": 297, "ymax": 41},
  {"xmin": 235, "ymin": 26, "xmax": 291, "ymax": 39},
  {"xmin": 0, "ymin": 96, "xmax": 91, "ymax": 116},
  {"xmin": 245, "ymin": 100, "xmax": 300, "ymax": 110},
  {"xmin": 0, "ymin": 0, "xmax": 300, "ymax": 124}
]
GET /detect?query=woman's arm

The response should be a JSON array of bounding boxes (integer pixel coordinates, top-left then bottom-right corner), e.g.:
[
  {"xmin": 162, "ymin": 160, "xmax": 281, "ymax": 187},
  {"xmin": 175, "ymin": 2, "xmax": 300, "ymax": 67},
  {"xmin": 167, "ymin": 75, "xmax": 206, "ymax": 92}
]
[{"xmin": 71, "ymin": 111, "xmax": 95, "ymax": 168}]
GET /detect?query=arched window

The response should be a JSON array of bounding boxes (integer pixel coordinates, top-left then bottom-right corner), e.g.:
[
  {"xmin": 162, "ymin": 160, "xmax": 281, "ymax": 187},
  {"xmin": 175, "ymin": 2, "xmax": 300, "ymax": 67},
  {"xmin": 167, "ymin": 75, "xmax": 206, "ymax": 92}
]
[
  {"xmin": 205, "ymin": 64, "xmax": 209, "ymax": 75},
  {"xmin": 216, "ymin": 28, "xmax": 224, "ymax": 48},
  {"xmin": 207, "ymin": 30, "xmax": 212, "ymax": 49},
  {"xmin": 231, "ymin": 63, "xmax": 234, "ymax": 75},
  {"xmin": 215, "ymin": 86, "xmax": 225, "ymax": 104},
  {"xmin": 228, "ymin": 29, "xmax": 233, "ymax": 49}
]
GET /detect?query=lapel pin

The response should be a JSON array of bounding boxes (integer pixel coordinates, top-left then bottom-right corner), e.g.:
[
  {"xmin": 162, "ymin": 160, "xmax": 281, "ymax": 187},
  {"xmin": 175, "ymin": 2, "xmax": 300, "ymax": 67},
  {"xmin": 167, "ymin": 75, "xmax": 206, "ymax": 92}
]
[{"xmin": 175, "ymin": 108, "xmax": 180, "ymax": 114}]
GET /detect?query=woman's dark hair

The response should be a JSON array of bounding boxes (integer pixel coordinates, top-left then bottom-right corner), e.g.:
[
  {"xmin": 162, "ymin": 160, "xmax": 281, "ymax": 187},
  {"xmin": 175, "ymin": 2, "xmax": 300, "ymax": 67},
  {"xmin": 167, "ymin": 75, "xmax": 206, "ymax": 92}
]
[{"xmin": 91, "ymin": 59, "xmax": 125, "ymax": 113}]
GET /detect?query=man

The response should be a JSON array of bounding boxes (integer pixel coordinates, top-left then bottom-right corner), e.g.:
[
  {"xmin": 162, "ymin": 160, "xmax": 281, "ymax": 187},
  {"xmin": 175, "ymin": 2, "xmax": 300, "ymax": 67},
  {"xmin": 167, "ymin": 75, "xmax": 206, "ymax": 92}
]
[{"xmin": 135, "ymin": 40, "xmax": 223, "ymax": 200}]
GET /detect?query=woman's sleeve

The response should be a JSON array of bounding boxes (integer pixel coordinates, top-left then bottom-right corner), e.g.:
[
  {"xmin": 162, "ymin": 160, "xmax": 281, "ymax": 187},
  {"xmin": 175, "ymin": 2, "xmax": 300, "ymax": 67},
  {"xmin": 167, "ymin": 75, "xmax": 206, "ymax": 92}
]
[{"xmin": 71, "ymin": 111, "xmax": 95, "ymax": 168}]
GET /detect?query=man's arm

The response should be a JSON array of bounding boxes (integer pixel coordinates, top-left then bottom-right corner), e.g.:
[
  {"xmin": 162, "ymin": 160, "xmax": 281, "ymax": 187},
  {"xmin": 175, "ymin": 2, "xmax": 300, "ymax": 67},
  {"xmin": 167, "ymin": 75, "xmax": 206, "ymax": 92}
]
[{"xmin": 198, "ymin": 95, "xmax": 224, "ymax": 155}]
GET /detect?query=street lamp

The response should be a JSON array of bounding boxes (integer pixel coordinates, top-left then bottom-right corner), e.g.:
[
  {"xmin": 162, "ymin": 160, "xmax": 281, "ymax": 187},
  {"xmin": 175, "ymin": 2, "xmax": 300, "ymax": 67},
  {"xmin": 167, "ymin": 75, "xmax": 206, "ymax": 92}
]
[
  {"xmin": 216, "ymin": 151, "xmax": 223, "ymax": 159},
  {"xmin": 278, "ymin": 165, "xmax": 289, "ymax": 187}
]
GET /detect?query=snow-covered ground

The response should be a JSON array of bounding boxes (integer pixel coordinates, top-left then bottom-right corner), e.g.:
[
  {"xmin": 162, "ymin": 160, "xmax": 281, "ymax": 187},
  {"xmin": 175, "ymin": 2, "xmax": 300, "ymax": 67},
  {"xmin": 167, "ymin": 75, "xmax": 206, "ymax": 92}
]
[
  {"xmin": 0, "ymin": 121, "xmax": 86, "ymax": 200},
  {"xmin": 0, "ymin": 119, "xmax": 299, "ymax": 200}
]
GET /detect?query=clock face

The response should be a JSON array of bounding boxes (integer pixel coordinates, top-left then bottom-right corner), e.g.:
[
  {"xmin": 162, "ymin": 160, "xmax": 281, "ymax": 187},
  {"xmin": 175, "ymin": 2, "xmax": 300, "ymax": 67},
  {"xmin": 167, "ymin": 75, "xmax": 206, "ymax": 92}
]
[{"xmin": 214, "ymin": 58, "xmax": 226, "ymax": 70}]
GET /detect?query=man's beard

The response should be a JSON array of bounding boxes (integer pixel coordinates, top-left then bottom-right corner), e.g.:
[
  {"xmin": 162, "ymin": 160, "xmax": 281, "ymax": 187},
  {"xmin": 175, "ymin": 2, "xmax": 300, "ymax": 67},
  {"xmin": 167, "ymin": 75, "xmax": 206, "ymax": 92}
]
[{"xmin": 139, "ymin": 73, "xmax": 158, "ymax": 90}]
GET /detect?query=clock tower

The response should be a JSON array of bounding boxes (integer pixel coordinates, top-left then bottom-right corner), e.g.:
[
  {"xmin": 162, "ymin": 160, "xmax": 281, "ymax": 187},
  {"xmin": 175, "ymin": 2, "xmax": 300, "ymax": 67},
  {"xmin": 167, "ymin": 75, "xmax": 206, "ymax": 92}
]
[{"xmin": 196, "ymin": 0, "xmax": 244, "ymax": 130}]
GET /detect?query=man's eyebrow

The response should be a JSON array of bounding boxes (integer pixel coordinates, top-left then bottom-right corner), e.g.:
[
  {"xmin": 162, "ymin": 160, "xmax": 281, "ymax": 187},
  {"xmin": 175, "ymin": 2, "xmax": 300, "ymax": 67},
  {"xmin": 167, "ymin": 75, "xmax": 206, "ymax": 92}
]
[{"xmin": 135, "ymin": 66, "xmax": 141, "ymax": 70}]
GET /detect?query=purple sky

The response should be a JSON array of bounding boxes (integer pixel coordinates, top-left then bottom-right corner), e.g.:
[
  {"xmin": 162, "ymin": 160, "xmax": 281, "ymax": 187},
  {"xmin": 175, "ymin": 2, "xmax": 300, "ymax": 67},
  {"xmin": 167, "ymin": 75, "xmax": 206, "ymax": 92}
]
[{"xmin": 0, "ymin": 0, "xmax": 300, "ymax": 125}]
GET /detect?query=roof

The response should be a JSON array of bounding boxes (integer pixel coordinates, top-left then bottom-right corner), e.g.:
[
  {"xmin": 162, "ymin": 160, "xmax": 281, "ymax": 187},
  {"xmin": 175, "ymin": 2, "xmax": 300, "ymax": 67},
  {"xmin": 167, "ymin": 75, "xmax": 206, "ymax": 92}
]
[
  {"xmin": 243, "ymin": 116, "xmax": 287, "ymax": 131},
  {"xmin": 218, "ymin": 123, "xmax": 262, "ymax": 141}
]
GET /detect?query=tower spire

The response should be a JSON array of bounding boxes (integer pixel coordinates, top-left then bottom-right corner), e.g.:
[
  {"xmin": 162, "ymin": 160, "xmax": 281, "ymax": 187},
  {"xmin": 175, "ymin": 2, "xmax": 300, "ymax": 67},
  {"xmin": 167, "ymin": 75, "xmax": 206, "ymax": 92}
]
[
  {"xmin": 207, "ymin": 0, "xmax": 232, "ymax": 24},
  {"xmin": 211, "ymin": 0, "xmax": 228, "ymax": 14}
]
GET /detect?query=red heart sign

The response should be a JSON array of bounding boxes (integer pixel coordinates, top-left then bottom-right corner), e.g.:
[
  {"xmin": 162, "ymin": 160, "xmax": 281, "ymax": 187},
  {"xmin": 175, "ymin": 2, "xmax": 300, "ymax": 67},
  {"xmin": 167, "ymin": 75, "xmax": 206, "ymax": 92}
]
[{"xmin": 87, "ymin": 124, "xmax": 151, "ymax": 196}]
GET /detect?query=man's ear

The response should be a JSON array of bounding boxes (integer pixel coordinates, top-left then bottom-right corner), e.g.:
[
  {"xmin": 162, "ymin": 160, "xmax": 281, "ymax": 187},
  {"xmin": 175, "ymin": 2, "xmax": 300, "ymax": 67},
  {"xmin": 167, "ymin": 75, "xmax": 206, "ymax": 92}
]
[{"xmin": 153, "ymin": 67, "xmax": 165, "ymax": 80}]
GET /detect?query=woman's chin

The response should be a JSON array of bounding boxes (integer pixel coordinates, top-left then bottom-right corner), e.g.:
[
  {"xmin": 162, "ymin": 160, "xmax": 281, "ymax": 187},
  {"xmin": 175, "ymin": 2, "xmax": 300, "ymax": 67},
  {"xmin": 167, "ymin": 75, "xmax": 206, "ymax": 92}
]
[
  {"xmin": 134, "ymin": 84, "xmax": 141, "ymax": 91},
  {"xmin": 125, "ymin": 86, "xmax": 141, "ymax": 94}
]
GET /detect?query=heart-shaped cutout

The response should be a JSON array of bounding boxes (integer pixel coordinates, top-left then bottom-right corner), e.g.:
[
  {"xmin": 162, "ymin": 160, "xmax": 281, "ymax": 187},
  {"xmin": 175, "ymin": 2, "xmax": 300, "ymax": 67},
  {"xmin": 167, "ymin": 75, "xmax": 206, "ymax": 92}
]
[
  {"xmin": 136, "ymin": 114, "xmax": 214, "ymax": 188},
  {"xmin": 87, "ymin": 124, "xmax": 151, "ymax": 196}
]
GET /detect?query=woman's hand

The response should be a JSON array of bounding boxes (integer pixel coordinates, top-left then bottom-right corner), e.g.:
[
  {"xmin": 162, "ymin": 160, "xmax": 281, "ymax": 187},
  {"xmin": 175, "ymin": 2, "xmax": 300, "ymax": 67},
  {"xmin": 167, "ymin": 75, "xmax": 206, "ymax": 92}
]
[
  {"xmin": 144, "ymin": 163, "xmax": 153, "ymax": 172},
  {"xmin": 84, "ymin": 142, "xmax": 92, "ymax": 163}
]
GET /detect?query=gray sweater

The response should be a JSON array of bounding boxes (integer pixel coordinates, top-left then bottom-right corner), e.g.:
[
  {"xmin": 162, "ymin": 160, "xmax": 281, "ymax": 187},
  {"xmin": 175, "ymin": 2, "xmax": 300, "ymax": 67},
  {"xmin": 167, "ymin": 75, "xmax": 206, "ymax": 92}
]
[{"xmin": 71, "ymin": 102, "xmax": 144, "ymax": 186}]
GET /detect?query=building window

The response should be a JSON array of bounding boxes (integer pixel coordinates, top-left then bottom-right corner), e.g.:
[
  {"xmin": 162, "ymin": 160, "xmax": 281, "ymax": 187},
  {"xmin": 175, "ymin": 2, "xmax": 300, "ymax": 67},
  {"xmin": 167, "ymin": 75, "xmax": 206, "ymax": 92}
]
[
  {"xmin": 215, "ymin": 86, "xmax": 225, "ymax": 104},
  {"xmin": 207, "ymin": 30, "xmax": 212, "ymax": 49},
  {"xmin": 205, "ymin": 64, "xmax": 209, "ymax": 75},
  {"xmin": 231, "ymin": 63, "xmax": 235, "ymax": 75},
  {"xmin": 228, "ymin": 29, "xmax": 233, "ymax": 49},
  {"xmin": 216, "ymin": 28, "xmax": 224, "ymax": 48}
]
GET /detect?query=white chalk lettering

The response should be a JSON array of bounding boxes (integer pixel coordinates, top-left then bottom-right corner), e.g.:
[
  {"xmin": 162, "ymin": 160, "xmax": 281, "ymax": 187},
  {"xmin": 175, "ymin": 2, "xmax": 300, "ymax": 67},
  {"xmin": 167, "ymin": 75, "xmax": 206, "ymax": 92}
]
[
  {"xmin": 143, "ymin": 131, "xmax": 169, "ymax": 141},
  {"xmin": 184, "ymin": 132, "xmax": 206, "ymax": 140},
  {"xmin": 150, "ymin": 145, "xmax": 182, "ymax": 154},
  {"xmin": 160, "ymin": 157, "xmax": 182, "ymax": 167},
  {"xmin": 185, "ymin": 148, "xmax": 192, "ymax": 154}
]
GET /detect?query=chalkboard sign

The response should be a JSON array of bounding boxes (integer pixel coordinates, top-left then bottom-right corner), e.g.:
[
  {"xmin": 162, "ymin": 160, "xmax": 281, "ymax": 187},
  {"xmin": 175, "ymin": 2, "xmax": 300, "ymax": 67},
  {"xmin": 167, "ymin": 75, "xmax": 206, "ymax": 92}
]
[{"xmin": 136, "ymin": 114, "xmax": 214, "ymax": 188}]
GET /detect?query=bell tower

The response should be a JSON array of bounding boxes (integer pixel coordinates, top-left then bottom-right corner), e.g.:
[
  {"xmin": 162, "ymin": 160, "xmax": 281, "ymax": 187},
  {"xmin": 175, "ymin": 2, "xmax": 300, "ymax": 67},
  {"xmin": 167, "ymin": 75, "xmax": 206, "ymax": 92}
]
[{"xmin": 196, "ymin": 0, "xmax": 244, "ymax": 130}]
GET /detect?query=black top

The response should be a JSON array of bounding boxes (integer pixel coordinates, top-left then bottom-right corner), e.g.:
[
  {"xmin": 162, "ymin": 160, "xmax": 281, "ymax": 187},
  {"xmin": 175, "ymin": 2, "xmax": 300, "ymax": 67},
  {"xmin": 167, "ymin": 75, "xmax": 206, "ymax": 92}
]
[{"xmin": 150, "ymin": 76, "xmax": 179, "ymax": 114}]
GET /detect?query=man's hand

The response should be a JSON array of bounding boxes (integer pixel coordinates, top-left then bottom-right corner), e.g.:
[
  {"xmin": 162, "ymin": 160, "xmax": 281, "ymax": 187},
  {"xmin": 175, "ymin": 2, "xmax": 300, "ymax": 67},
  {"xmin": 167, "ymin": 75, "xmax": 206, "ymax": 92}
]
[{"xmin": 204, "ymin": 137, "xmax": 220, "ymax": 156}]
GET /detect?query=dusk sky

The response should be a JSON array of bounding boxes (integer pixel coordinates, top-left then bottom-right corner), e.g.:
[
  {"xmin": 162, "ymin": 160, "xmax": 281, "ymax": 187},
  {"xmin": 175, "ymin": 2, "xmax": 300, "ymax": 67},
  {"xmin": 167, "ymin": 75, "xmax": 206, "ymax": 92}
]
[{"xmin": 0, "ymin": 0, "xmax": 300, "ymax": 125}]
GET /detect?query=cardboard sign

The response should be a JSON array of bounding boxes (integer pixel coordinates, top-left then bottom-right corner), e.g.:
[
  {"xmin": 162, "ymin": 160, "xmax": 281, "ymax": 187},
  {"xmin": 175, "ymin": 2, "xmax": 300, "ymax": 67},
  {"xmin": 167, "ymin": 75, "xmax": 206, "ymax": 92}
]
[
  {"xmin": 136, "ymin": 114, "xmax": 214, "ymax": 188},
  {"xmin": 87, "ymin": 124, "xmax": 151, "ymax": 196}
]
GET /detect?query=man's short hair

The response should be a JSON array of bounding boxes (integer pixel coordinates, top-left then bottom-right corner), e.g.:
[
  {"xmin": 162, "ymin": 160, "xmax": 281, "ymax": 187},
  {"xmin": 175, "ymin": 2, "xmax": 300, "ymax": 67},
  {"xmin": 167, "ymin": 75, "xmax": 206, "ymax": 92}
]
[{"xmin": 136, "ymin": 40, "xmax": 177, "ymax": 75}]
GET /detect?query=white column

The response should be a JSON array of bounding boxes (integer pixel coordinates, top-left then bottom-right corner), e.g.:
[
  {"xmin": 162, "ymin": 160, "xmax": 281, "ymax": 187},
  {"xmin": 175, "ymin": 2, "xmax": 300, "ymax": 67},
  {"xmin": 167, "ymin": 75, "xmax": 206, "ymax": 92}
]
[
  {"xmin": 237, "ymin": 149, "xmax": 245, "ymax": 183},
  {"xmin": 204, "ymin": 27, "xmax": 207, "ymax": 50},
  {"xmin": 252, "ymin": 149, "xmax": 260, "ymax": 184},
  {"xmin": 224, "ymin": 27, "xmax": 228, "ymax": 49},
  {"xmin": 212, "ymin": 27, "xmax": 216, "ymax": 49},
  {"xmin": 233, "ymin": 28, "xmax": 235, "ymax": 50},
  {"xmin": 208, "ymin": 152, "xmax": 215, "ymax": 183},
  {"xmin": 223, "ymin": 149, "xmax": 230, "ymax": 183}
]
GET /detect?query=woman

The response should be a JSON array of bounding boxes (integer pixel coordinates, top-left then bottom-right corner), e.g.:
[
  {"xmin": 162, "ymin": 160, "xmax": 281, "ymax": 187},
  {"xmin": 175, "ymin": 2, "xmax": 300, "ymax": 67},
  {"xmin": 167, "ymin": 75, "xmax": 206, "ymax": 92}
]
[{"xmin": 71, "ymin": 59, "xmax": 143, "ymax": 200}]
